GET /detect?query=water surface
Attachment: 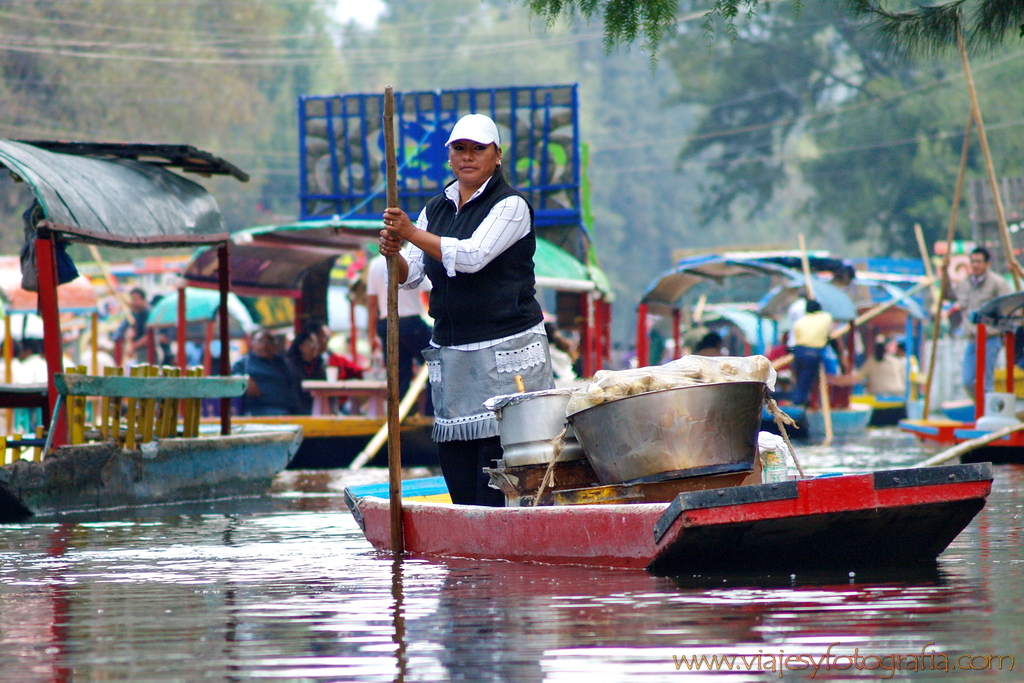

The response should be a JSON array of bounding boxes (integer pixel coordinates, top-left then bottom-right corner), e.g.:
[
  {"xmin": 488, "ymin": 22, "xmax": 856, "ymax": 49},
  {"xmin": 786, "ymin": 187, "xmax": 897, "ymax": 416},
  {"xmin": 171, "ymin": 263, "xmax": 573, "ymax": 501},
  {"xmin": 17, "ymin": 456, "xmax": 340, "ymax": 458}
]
[{"xmin": 1, "ymin": 430, "xmax": 1021, "ymax": 682}]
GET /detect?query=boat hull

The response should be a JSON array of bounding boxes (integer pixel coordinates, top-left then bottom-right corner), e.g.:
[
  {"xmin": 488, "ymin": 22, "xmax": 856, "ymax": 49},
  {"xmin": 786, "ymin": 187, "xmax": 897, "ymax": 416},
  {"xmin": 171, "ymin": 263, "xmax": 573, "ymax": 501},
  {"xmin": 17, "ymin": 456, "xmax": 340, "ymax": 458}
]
[
  {"xmin": 0, "ymin": 425, "xmax": 302, "ymax": 521},
  {"xmin": 347, "ymin": 463, "xmax": 992, "ymax": 573},
  {"xmin": 805, "ymin": 405, "xmax": 873, "ymax": 438},
  {"xmin": 205, "ymin": 415, "xmax": 437, "ymax": 469}
]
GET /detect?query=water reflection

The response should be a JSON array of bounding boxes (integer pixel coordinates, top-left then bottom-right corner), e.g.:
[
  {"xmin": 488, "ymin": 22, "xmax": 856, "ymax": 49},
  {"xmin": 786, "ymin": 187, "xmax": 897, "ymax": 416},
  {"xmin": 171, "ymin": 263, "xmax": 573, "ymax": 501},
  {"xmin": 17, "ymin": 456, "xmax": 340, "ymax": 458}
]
[{"xmin": 0, "ymin": 441, "xmax": 1020, "ymax": 682}]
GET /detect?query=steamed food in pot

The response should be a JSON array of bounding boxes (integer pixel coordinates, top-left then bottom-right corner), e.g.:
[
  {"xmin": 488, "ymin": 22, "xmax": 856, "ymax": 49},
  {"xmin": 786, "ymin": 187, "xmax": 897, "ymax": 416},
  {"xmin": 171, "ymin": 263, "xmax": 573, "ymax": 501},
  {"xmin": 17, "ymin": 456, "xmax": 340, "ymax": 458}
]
[{"xmin": 567, "ymin": 355, "xmax": 775, "ymax": 415}]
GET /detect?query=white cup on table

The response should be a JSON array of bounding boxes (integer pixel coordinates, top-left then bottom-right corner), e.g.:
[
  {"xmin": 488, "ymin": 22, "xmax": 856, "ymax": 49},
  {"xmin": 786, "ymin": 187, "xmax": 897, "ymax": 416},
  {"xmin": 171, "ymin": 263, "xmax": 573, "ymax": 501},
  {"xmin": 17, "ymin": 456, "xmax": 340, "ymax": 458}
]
[{"xmin": 325, "ymin": 366, "xmax": 339, "ymax": 382}]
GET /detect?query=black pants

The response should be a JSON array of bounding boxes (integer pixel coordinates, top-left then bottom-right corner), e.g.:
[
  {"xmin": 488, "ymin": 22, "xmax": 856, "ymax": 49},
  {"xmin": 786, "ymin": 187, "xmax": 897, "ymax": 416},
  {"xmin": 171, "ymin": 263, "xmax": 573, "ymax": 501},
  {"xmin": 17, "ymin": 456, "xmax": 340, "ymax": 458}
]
[
  {"xmin": 437, "ymin": 436, "xmax": 505, "ymax": 507},
  {"xmin": 377, "ymin": 316, "xmax": 433, "ymax": 414}
]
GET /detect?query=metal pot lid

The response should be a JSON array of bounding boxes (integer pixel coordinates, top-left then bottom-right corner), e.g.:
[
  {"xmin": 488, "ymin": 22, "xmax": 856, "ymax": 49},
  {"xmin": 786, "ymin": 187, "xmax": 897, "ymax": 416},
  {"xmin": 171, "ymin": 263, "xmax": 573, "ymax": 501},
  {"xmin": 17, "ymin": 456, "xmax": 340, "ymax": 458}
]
[{"xmin": 483, "ymin": 387, "xmax": 575, "ymax": 412}]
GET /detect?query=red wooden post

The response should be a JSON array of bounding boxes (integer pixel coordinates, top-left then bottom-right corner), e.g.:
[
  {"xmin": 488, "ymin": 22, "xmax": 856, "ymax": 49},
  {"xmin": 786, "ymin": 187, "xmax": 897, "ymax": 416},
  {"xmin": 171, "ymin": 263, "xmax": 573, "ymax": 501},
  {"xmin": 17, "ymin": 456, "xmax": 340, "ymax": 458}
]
[
  {"xmin": 203, "ymin": 321, "xmax": 214, "ymax": 376},
  {"xmin": 672, "ymin": 309, "xmax": 681, "ymax": 360},
  {"xmin": 975, "ymin": 324, "xmax": 987, "ymax": 421},
  {"xmin": 592, "ymin": 296, "xmax": 605, "ymax": 372},
  {"xmin": 146, "ymin": 328, "xmax": 156, "ymax": 365},
  {"xmin": 847, "ymin": 326, "xmax": 856, "ymax": 374},
  {"xmin": 598, "ymin": 301, "xmax": 610, "ymax": 370},
  {"xmin": 636, "ymin": 303, "xmax": 649, "ymax": 368},
  {"xmin": 293, "ymin": 297, "xmax": 304, "ymax": 337},
  {"xmin": 1005, "ymin": 331, "xmax": 1015, "ymax": 395},
  {"xmin": 349, "ymin": 296, "xmax": 358, "ymax": 362},
  {"xmin": 177, "ymin": 287, "xmax": 187, "ymax": 371},
  {"xmin": 218, "ymin": 245, "xmax": 231, "ymax": 435},
  {"xmin": 35, "ymin": 232, "xmax": 67, "ymax": 448}
]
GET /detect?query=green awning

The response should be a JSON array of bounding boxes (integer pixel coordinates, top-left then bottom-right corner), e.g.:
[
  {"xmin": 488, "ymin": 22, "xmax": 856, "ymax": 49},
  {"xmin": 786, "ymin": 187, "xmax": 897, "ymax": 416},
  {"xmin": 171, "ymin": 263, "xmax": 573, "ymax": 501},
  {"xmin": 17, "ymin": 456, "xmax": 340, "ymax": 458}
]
[{"xmin": 534, "ymin": 239, "xmax": 612, "ymax": 297}]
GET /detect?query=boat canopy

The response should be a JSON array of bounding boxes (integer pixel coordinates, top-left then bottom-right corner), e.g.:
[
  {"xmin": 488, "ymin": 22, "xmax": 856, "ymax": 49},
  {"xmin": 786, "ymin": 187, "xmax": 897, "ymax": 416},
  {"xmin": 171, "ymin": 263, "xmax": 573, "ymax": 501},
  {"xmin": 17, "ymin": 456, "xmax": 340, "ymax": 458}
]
[
  {"xmin": 180, "ymin": 218, "xmax": 380, "ymax": 298},
  {"xmin": 147, "ymin": 287, "xmax": 256, "ymax": 336},
  {"xmin": 639, "ymin": 255, "xmax": 801, "ymax": 316},
  {"xmin": 973, "ymin": 291, "xmax": 1024, "ymax": 331},
  {"xmin": 700, "ymin": 305, "xmax": 777, "ymax": 346},
  {"xmin": 851, "ymin": 276, "xmax": 928, "ymax": 321},
  {"xmin": 0, "ymin": 140, "xmax": 245, "ymax": 248},
  {"xmin": 757, "ymin": 274, "xmax": 858, "ymax": 322}
]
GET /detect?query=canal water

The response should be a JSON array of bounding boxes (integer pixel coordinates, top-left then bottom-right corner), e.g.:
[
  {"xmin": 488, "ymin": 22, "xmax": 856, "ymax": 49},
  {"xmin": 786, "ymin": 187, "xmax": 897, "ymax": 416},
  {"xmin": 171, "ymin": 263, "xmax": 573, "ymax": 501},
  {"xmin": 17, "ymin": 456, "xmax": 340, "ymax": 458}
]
[{"xmin": 1, "ymin": 430, "xmax": 1021, "ymax": 682}]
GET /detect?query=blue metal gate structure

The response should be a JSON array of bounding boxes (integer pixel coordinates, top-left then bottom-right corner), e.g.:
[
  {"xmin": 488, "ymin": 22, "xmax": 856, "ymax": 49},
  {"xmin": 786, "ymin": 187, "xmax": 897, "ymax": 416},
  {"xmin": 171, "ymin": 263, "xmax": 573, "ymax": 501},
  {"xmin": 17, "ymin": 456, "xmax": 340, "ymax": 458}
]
[{"xmin": 298, "ymin": 84, "xmax": 587, "ymax": 258}]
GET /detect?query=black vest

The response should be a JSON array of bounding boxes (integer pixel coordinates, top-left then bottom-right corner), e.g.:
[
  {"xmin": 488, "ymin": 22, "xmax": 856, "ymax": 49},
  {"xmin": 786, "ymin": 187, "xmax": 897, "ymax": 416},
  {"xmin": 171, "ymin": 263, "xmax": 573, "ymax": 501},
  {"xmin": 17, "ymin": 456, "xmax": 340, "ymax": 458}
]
[{"xmin": 423, "ymin": 170, "xmax": 543, "ymax": 346}]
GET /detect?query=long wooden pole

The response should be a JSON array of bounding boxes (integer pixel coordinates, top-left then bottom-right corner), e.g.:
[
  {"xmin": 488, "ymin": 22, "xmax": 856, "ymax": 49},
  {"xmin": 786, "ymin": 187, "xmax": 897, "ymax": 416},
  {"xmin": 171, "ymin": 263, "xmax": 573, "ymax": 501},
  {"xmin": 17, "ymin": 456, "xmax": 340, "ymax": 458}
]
[
  {"xmin": 798, "ymin": 234, "xmax": 832, "ymax": 445},
  {"xmin": 924, "ymin": 113, "xmax": 974, "ymax": 418},
  {"xmin": 383, "ymin": 85, "xmax": 404, "ymax": 556},
  {"xmin": 958, "ymin": 28, "xmax": 1023, "ymax": 288}
]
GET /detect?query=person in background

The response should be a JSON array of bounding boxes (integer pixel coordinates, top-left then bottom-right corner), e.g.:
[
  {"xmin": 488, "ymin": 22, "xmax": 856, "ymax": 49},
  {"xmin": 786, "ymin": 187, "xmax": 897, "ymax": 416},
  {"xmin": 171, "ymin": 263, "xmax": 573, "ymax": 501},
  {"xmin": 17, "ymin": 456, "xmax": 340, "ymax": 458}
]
[
  {"xmin": 858, "ymin": 335, "xmax": 906, "ymax": 397},
  {"xmin": 306, "ymin": 320, "xmax": 364, "ymax": 380},
  {"xmin": 365, "ymin": 253, "xmax": 432, "ymax": 399},
  {"xmin": 12, "ymin": 338, "xmax": 47, "ymax": 383},
  {"xmin": 112, "ymin": 287, "xmax": 150, "ymax": 363},
  {"xmin": 379, "ymin": 113, "xmax": 555, "ymax": 507},
  {"xmin": 944, "ymin": 246, "xmax": 1012, "ymax": 397},
  {"xmin": 285, "ymin": 328, "xmax": 326, "ymax": 414},
  {"xmin": 789, "ymin": 299, "xmax": 833, "ymax": 406},
  {"xmin": 231, "ymin": 329, "xmax": 301, "ymax": 416},
  {"xmin": 545, "ymin": 320, "xmax": 577, "ymax": 383},
  {"xmin": 693, "ymin": 331, "xmax": 724, "ymax": 357}
]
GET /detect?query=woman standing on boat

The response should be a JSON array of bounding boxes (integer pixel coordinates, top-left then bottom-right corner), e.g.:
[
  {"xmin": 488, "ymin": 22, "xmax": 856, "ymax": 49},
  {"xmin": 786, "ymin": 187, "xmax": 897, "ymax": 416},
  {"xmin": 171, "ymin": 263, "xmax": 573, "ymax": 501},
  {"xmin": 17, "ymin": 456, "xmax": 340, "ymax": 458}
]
[{"xmin": 378, "ymin": 113, "xmax": 555, "ymax": 507}]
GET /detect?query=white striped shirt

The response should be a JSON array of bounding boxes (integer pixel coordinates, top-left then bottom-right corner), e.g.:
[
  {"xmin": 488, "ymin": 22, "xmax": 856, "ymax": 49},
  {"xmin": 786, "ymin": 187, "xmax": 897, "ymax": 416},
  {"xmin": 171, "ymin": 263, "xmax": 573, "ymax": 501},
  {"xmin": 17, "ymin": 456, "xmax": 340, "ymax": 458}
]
[{"xmin": 401, "ymin": 178, "xmax": 541, "ymax": 350}]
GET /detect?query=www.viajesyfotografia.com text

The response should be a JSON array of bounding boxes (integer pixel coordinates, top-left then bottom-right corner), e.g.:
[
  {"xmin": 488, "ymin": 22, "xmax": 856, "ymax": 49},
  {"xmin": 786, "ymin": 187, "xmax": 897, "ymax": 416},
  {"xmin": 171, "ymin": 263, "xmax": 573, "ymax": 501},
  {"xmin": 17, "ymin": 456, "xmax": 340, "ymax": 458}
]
[{"xmin": 672, "ymin": 642, "xmax": 1013, "ymax": 678}]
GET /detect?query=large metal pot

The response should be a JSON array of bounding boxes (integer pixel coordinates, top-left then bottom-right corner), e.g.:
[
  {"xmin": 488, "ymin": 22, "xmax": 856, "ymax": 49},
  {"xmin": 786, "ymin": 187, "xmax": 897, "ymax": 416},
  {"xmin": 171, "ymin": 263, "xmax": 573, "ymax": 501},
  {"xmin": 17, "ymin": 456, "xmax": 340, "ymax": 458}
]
[
  {"xmin": 494, "ymin": 391, "xmax": 584, "ymax": 467},
  {"xmin": 567, "ymin": 381, "xmax": 766, "ymax": 484}
]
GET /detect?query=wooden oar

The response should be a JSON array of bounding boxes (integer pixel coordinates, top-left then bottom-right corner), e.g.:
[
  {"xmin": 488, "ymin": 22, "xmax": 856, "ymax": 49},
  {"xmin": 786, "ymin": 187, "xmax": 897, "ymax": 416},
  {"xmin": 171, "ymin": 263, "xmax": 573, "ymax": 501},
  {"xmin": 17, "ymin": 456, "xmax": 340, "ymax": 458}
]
[
  {"xmin": 348, "ymin": 365, "xmax": 429, "ymax": 470},
  {"xmin": 383, "ymin": 85, "xmax": 404, "ymax": 556},
  {"xmin": 923, "ymin": 111, "xmax": 973, "ymax": 418},
  {"xmin": 798, "ymin": 234, "xmax": 832, "ymax": 446},
  {"xmin": 915, "ymin": 420, "xmax": 1024, "ymax": 468}
]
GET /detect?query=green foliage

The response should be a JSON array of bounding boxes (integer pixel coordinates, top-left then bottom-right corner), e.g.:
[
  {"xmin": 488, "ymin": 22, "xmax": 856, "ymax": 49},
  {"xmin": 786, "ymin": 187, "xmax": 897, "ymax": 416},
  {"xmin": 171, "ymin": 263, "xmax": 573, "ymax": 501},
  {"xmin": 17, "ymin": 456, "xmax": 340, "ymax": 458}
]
[
  {"xmin": 853, "ymin": 0, "xmax": 1024, "ymax": 57},
  {"xmin": 524, "ymin": 0, "xmax": 680, "ymax": 56},
  {"xmin": 0, "ymin": 0, "xmax": 340, "ymax": 248}
]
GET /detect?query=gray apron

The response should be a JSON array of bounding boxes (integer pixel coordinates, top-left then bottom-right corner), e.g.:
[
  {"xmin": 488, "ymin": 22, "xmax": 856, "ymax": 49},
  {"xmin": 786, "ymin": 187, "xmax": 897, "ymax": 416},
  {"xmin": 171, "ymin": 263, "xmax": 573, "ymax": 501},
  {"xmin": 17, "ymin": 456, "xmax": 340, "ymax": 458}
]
[{"xmin": 423, "ymin": 333, "xmax": 555, "ymax": 442}]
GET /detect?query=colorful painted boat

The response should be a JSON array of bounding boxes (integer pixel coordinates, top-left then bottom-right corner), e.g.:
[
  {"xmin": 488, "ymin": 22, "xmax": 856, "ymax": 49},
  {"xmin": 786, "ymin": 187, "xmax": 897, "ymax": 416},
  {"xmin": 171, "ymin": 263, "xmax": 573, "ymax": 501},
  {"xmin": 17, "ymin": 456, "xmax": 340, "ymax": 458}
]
[{"xmin": 345, "ymin": 462, "xmax": 993, "ymax": 573}]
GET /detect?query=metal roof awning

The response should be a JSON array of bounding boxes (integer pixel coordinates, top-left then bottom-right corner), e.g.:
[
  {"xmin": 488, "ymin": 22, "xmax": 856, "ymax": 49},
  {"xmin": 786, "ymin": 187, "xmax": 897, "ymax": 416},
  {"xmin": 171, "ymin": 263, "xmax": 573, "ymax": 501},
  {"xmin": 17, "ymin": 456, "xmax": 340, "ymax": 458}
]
[
  {"xmin": 0, "ymin": 140, "xmax": 246, "ymax": 248},
  {"xmin": 640, "ymin": 256, "xmax": 798, "ymax": 316}
]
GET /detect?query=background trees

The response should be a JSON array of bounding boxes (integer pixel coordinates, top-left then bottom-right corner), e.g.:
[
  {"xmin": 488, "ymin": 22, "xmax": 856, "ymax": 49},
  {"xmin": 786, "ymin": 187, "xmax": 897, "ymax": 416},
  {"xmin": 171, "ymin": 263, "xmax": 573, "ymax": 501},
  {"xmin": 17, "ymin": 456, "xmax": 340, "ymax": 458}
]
[{"xmin": 2, "ymin": 0, "xmax": 1023, "ymax": 342}]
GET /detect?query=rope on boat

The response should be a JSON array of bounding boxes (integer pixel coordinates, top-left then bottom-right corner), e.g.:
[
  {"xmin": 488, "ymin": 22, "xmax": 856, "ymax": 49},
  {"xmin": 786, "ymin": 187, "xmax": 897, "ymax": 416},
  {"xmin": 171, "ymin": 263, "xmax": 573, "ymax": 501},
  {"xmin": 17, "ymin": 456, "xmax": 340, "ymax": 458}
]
[
  {"xmin": 766, "ymin": 398, "xmax": 806, "ymax": 479},
  {"xmin": 532, "ymin": 426, "xmax": 568, "ymax": 507}
]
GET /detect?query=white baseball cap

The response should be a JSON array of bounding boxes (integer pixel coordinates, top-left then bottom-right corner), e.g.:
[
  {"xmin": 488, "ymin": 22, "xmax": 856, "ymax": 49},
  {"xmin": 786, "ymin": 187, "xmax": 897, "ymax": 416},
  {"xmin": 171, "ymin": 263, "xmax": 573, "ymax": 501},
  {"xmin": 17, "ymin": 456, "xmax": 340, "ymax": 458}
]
[{"xmin": 445, "ymin": 114, "xmax": 500, "ymax": 147}]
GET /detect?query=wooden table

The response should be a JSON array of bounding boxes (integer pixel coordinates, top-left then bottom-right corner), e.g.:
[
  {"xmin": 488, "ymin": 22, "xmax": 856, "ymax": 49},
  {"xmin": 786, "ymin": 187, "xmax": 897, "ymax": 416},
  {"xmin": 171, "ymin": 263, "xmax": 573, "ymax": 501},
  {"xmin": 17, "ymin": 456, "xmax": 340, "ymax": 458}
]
[
  {"xmin": 0, "ymin": 383, "xmax": 51, "ymax": 425},
  {"xmin": 302, "ymin": 379, "xmax": 388, "ymax": 417}
]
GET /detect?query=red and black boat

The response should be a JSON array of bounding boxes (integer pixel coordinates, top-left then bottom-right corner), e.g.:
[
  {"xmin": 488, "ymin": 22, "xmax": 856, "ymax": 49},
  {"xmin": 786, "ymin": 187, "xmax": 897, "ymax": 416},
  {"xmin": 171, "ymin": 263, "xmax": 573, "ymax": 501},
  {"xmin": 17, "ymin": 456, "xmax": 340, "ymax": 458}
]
[{"xmin": 345, "ymin": 462, "xmax": 993, "ymax": 574}]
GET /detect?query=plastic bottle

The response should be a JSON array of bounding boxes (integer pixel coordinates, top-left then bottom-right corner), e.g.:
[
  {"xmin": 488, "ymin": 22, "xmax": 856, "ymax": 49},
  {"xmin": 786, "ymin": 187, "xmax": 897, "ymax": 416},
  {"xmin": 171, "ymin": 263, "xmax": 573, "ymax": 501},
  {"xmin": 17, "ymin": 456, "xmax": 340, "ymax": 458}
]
[{"xmin": 758, "ymin": 432, "xmax": 789, "ymax": 483}]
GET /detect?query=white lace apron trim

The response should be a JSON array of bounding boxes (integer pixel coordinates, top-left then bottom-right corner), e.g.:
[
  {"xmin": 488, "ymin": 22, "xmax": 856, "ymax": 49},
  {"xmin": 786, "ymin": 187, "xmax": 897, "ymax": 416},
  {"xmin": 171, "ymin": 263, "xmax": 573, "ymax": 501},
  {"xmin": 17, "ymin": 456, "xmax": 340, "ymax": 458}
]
[{"xmin": 495, "ymin": 341, "xmax": 546, "ymax": 374}]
